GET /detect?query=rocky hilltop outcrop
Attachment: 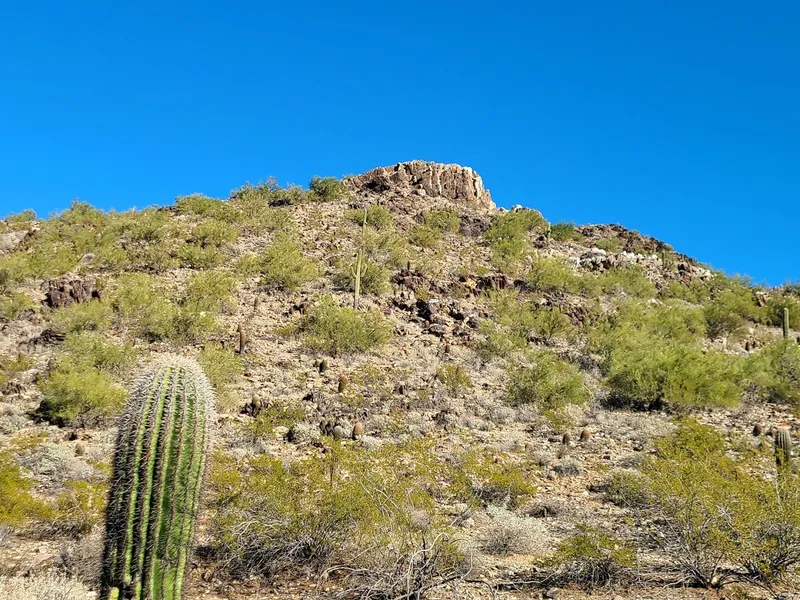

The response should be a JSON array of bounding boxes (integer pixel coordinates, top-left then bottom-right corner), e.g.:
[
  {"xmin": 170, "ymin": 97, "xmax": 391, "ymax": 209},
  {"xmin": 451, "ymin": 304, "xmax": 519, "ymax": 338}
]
[{"xmin": 343, "ymin": 160, "xmax": 494, "ymax": 209}]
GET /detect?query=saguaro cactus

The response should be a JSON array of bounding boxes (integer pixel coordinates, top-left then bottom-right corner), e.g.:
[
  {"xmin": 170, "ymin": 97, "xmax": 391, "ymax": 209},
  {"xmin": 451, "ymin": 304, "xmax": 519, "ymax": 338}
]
[
  {"xmin": 100, "ymin": 356, "xmax": 214, "ymax": 600},
  {"xmin": 783, "ymin": 307, "xmax": 791, "ymax": 340},
  {"xmin": 775, "ymin": 426, "xmax": 793, "ymax": 470}
]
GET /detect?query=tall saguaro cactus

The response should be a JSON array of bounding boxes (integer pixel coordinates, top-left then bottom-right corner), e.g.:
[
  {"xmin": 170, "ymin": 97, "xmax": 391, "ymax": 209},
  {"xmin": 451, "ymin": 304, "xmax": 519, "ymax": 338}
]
[
  {"xmin": 100, "ymin": 356, "xmax": 215, "ymax": 600},
  {"xmin": 783, "ymin": 307, "xmax": 791, "ymax": 340}
]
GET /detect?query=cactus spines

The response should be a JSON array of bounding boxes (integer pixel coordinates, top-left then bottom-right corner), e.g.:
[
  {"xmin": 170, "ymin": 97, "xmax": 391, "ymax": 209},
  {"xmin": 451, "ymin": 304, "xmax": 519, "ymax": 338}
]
[
  {"xmin": 100, "ymin": 356, "xmax": 214, "ymax": 600},
  {"xmin": 775, "ymin": 426, "xmax": 793, "ymax": 469},
  {"xmin": 753, "ymin": 423, "xmax": 764, "ymax": 437},
  {"xmin": 783, "ymin": 307, "xmax": 791, "ymax": 340}
]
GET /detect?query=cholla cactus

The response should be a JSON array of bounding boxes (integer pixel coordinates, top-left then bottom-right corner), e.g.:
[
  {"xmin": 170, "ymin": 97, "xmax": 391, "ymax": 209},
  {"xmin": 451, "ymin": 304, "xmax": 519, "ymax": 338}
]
[{"xmin": 100, "ymin": 356, "xmax": 214, "ymax": 600}]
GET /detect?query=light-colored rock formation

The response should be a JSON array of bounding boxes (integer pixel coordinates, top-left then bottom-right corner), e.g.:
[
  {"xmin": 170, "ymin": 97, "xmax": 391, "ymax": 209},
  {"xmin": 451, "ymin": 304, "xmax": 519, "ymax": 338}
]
[{"xmin": 344, "ymin": 160, "xmax": 494, "ymax": 209}]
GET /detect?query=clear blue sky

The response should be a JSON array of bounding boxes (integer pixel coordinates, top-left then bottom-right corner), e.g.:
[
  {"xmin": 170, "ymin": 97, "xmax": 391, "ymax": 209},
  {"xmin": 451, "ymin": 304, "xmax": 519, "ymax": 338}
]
[{"xmin": 1, "ymin": 2, "xmax": 798, "ymax": 286}]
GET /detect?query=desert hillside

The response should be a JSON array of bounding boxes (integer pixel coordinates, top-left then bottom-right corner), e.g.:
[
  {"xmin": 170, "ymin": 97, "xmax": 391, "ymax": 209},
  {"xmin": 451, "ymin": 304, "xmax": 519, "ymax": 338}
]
[{"xmin": 1, "ymin": 161, "xmax": 799, "ymax": 600}]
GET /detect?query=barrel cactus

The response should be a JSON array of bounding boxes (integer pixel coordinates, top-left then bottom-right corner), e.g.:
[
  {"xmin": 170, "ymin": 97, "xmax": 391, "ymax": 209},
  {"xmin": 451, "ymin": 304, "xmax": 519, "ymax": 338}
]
[
  {"xmin": 774, "ymin": 426, "xmax": 793, "ymax": 470},
  {"xmin": 100, "ymin": 356, "xmax": 215, "ymax": 600}
]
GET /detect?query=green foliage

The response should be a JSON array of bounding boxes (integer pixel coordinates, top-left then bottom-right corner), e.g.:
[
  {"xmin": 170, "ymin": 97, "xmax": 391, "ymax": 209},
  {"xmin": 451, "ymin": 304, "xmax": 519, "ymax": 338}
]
[
  {"xmin": 37, "ymin": 366, "xmax": 127, "ymax": 427},
  {"xmin": 0, "ymin": 291, "xmax": 36, "ymax": 321},
  {"xmin": 436, "ymin": 364, "xmax": 472, "ymax": 396},
  {"xmin": 636, "ymin": 420, "xmax": 800, "ymax": 586},
  {"xmin": 208, "ymin": 441, "xmax": 462, "ymax": 582},
  {"xmin": 174, "ymin": 194, "xmax": 227, "ymax": 217},
  {"xmin": 452, "ymin": 451, "xmax": 537, "ymax": 508},
  {"xmin": 598, "ymin": 265, "xmax": 656, "ymax": 298},
  {"xmin": 240, "ymin": 402, "xmax": 306, "ymax": 444},
  {"xmin": 101, "ymin": 357, "xmax": 214, "ymax": 600},
  {"xmin": 49, "ymin": 300, "xmax": 113, "ymax": 333},
  {"xmin": 546, "ymin": 525, "xmax": 635, "ymax": 590},
  {"xmin": 184, "ymin": 271, "xmax": 237, "ymax": 314},
  {"xmin": 309, "ymin": 176, "xmax": 347, "ymax": 202},
  {"xmin": 594, "ymin": 237, "xmax": 622, "ymax": 252},
  {"xmin": 290, "ymin": 297, "xmax": 392, "ymax": 355},
  {"xmin": 409, "ymin": 224, "xmax": 441, "ymax": 248},
  {"xmin": 112, "ymin": 274, "xmax": 179, "ymax": 341},
  {"xmin": 506, "ymin": 350, "xmax": 590, "ymax": 413},
  {"xmin": 423, "ymin": 208, "xmax": 461, "ymax": 233},
  {"xmin": 197, "ymin": 345, "xmax": 243, "ymax": 410},
  {"xmin": 190, "ymin": 219, "xmax": 237, "ymax": 248},
  {"xmin": 60, "ymin": 332, "xmax": 138, "ymax": 375},
  {"xmin": 744, "ymin": 340, "xmax": 800, "ymax": 405},
  {"xmin": 346, "ymin": 205, "xmax": 393, "ymax": 230},
  {"xmin": 484, "ymin": 209, "xmax": 546, "ymax": 269},
  {"xmin": 591, "ymin": 301, "xmax": 743, "ymax": 410},
  {"xmin": 332, "ymin": 257, "xmax": 388, "ymax": 296},
  {"xmin": 479, "ymin": 291, "xmax": 576, "ymax": 359},
  {"xmin": 550, "ymin": 221, "xmax": 584, "ymax": 242},
  {"xmin": 50, "ymin": 479, "xmax": 107, "ymax": 537},
  {"xmin": 259, "ymin": 233, "xmax": 318, "ymax": 291},
  {"xmin": 0, "ymin": 450, "xmax": 49, "ymax": 527},
  {"xmin": 767, "ymin": 294, "xmax": 800, "ymax": 330}
]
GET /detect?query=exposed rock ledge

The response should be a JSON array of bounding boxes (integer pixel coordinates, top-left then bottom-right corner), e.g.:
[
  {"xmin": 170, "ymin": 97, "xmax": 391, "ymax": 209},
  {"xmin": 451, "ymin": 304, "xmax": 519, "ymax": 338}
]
[{"xmin": 343, "ymin": 161, "xmax": 494, "ymax": 209}]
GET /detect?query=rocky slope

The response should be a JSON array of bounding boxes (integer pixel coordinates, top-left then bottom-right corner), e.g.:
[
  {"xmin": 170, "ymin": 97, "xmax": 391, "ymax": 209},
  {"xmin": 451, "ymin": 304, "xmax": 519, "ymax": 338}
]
[{"xmin": 0, "ymin": 161, "xmax": 798, "ymax": 600}]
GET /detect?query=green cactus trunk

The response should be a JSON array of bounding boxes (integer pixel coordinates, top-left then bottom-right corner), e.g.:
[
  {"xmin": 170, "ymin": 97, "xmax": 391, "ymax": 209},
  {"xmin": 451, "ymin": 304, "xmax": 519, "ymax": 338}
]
[
  {"xmin": 783, "ymin": 307, "xmax": 790, "ymax": 340},
  {"xmin": 775, "ymin": 426, "xmax": 793, "ymax": 470},
  {"xmin": 100, "ymin": 357, "xmax": 214, "ymax": 600}
]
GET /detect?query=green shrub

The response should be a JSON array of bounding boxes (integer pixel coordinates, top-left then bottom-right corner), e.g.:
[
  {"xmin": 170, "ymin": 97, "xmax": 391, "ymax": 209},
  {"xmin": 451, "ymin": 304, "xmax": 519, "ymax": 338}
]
[
  {"xmin": 49, "ymin": 300, "xmax": 113, "ymax": 333},
  {"xmin": 332, "ymin": 257, "xmax": 388, "ymax": 296},
  {"xmin": 452, "ymin": 451, "xmax": 537, "ymax": 508},
  {"xmin": 309, "ymin": 176, "xmax": 347, "ymax": 202},
  {"xmin": 423, "ymin": 208, "xmax": 461, "ymax": 233},
  {"xmin": 409, "ymin": 224, "xmax": 441, "ymax": 248},
  {"xmin": 436, "ymin": 364, "xmax": 472, "ymax": 396},
  {"xmin": 546, "ymin": 526, "xmax": 635, "ymax": 590},
  {"xmin": 197, "ymin": 345, "xmax": 243, "ymax": 394},
  {"xmin": 174, "ymin": 194, "xmax": 227, "ymax": 217},
  {"xmin": 594, "ymin": 237, "xmax": 622, "ymax": 252},
  {"xmin": 112, "ymin": 274, "xmax": 178, "ymax": 340},
  {"xmin": 60, "ymin": 332, "xmax": 137, "ymax": 375},
  {"xmin": 484, "ymin": 210, "xmax": 546, "ymax": 269},
  {"xmin": 506, "ymin": 350, "xmax": 590, "ymax": 412},
  {"xmin": 766, "ymin": 294, "xmax": 800, "ymax": 330},
  {"xmin": 240, "ymin": 402, "xmax": 306, "ymax": 444},
  {"xmin": 0, "ymin": 450, "xmax": 49, "ymax": 527},
  {"xmin": 347, "ymin": 205, "xmax": 393, "ymax": 230},
  {"xmin": 208, "ymin": 442, "xmax": 461, "ymax": 585},
  {"xmin": 0, "ymin": 292, "xmax": 36, "ymax": 321},
  {"xmin": 590, "ymin": 300, "xmax": 744, "ymax": 410},
  {"xmin": 744, "ymin": 341, "xmax": 800, "ymax": 405},
  {"xmin": 636, "ymin": 420, "xmax": 800, "ymax": 586},
  {"xmin": 177, "ymin": 243, "xmax": 222, "ymax": 268},
  {"xmin": 290, "ymin": 296, "xmax": 391, "ymax": 354},
  {"xmin": 190, "ymin": 219, "xmax": 237, "ymax": 247},
  {"xmin": 37, "ymin": 366, "xmax": 127, "ymax": 426},
  {"xmin": 550, "ymin": 222, "xmax": 584, "ymax": 242},
  {"xmin": 260, "ymin": 233, "xmax": 318, "ymax": 291},
  {"xmin": 598, "ymin": 266, "xmax": 656, "ymax": 298},
  {"xmin": 50, "ymin": 479, "xmax": 107, "ymax": 537},
  {"xmin": 184, "ymin": 271, "xmax": 237, "ymax": 314},
  {"xmin": 704, "ymin": 287, "xmax": 765, "ymax": 340}
]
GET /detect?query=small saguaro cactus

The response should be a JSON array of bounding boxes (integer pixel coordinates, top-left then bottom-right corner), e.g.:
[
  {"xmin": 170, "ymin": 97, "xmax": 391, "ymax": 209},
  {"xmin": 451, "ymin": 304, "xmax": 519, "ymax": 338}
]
[
  {"xmin": 774, "ymin": 426, "xmax": 793, "ymax": 470},
  {"xmin": 783, "ymin": 307, "xmax": 791, "ymax": 340},
  {"xmin": 100, "ymin": 356, "xmax": 215, "ymax": 600}
]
